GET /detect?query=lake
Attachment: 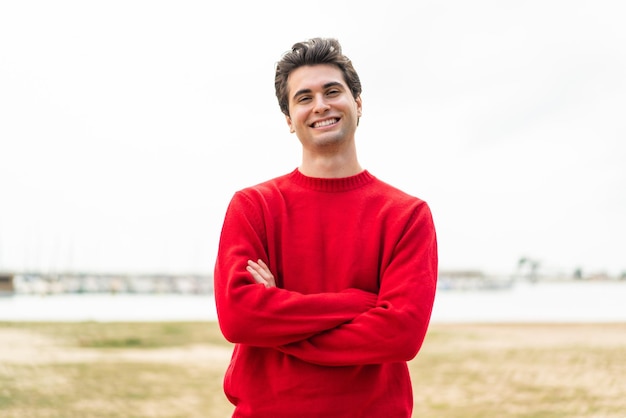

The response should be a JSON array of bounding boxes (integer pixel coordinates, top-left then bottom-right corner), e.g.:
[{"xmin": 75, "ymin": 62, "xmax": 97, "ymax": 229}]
[{"xmin": 1, "ymin": 281, "xmax": 624, "ymax": 323}]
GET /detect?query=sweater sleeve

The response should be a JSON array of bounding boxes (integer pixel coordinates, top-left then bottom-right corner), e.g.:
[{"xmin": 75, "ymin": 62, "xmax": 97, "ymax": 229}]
[
  {"xmin": 276, "ymin": 202, "xmax": 438, "ymax": 366},
  {"xmin": 214, "ymin": 192, "xmax": 378, "ymax": 347}
]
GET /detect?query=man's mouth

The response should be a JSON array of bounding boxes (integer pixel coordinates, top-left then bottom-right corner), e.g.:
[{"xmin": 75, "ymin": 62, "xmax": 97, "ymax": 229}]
[{"xmin": 311, "ymin": 118, "xmax": 339, "ymax": 128}]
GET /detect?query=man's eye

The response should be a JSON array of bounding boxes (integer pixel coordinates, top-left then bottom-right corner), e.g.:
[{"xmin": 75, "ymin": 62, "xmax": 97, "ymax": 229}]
[
  {"xmin": 327, "ymin": 90, "xmax": 340, "ymax": 96},
  {"xmin": 298, "ymin": 96, "xmax": 311, "ymax": 103}
]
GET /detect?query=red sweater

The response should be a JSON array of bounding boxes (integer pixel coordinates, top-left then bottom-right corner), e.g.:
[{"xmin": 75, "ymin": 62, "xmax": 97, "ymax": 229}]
[{"xmin": 214, "ymin": 169, "xmax": 438, "ymax": 418}]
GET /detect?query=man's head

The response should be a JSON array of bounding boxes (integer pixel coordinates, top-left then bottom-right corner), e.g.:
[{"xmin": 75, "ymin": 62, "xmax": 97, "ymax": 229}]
[{"xmin": 275, "ymin": 38, "xmax": 362, "ymax": 117}]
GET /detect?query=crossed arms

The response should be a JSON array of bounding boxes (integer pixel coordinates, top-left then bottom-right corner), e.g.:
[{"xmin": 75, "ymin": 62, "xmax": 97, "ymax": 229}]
[{"xmin": 214, "ymin": 192, "xmax": 438, "ymax": 367}]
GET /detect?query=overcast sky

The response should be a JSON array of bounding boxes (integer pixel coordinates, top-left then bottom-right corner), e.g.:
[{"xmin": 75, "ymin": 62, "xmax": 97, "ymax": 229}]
[{"xmin": 1, "ymin": 1, "xmax": 624, "ymax": 277}]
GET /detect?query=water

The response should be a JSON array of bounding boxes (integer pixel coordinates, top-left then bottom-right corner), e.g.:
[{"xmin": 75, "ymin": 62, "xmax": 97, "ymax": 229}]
[
  {"xmin": 1, "ymin": 281, "xmax": 624, "ymax": 323},
  {"xmin": 0, "ymin": 294, "xmax": 216, "ymax": 322},
  {"xmin": 432, "ymin": 281, "xmax": 626, "ymax": 323}
]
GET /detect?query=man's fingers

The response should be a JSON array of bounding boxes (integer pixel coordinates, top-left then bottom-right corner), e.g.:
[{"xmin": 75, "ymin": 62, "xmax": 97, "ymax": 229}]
[
  {"xmin": 257, "ymin": 259, "xmax": 270, "ymax": 270},
  {"xmin": 246, "ymin": 259, "xmax": 276, "ymax": 288},
  {"xmin": 246, "ymin": 266, "xmax": 270, "ymax": 287},
  {"xmin": 246, "ymin": 265, "xmax": 267, "ymax": 285}
]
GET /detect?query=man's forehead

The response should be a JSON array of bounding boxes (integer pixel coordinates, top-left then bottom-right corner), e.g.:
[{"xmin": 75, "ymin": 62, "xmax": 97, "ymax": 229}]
[{"xmin": 287, "ymin": 64, "xmax": 347, "ymax": 92}]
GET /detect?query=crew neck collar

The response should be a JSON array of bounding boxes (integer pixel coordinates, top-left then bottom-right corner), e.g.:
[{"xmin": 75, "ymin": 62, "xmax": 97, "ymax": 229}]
[{"xmin": 288, "ymin": 168, "xmax": 375, "ymax": 192}]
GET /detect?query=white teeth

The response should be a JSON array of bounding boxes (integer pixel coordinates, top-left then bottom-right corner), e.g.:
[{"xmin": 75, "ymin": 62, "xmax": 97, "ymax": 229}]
[{"xmin": 313, "ymin": 119, "xmax": 338, "ymax": 128}]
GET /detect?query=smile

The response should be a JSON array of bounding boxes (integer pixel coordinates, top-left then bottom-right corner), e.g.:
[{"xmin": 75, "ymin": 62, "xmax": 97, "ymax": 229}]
[{"xmin": 311, "ymin": 118, "xmax": 339, "ymax": 128}]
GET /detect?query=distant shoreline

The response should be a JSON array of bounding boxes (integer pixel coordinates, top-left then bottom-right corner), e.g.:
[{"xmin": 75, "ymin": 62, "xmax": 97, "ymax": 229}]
[{"xmin": 2, "ymin": 281, "xmax": 626, "ymax": 323}]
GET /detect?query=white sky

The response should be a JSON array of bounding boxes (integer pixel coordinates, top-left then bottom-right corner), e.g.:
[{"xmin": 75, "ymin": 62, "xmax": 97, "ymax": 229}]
[{"xmin": 1, "ymin": 1, "xmax": 625, "ymax": 277}]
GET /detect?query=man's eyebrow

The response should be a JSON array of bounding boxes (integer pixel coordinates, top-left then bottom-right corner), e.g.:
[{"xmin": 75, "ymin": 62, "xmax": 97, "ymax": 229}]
[
  {"xmin": 292, "ymin": 88, "xmax": 312, "ymax": 99},
  {"xmin": 322, "ymin": 81, "xmax": 343, "ymax": 89},
  {"xmin": 292, "ymin": 82, "xmax": 345, "ymax": 100}
]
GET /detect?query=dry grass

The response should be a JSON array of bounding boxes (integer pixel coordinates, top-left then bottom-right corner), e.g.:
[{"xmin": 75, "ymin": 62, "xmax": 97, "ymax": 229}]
[
  {"xmin": 411, "ymin": 324, "xmax": 626, "ymax": 417},
  {"xmin": 1, "ymin": 322, "xmax": 625, "ymax": 417}
]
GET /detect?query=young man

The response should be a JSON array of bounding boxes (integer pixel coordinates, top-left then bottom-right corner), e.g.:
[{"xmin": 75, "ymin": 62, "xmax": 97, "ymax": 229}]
[{"xmin": 214, "ymin": 38, "xmax": 438, "ymax": 418}]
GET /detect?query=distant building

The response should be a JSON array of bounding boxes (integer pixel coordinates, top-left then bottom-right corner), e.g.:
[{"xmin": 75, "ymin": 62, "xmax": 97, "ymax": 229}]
[
  {"xmin": 437, "ymin": 269, "xmax": 513, "ymax": 291},
  {"xmin": 0, "ymin": 273, "xmax": 15, "ymax": 295}
]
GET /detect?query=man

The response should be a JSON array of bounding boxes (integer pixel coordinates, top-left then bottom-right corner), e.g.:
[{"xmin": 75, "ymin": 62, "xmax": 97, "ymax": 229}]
[{"xmin": 214, "ymin": 38, "xmax": 438, "ymax": 418}]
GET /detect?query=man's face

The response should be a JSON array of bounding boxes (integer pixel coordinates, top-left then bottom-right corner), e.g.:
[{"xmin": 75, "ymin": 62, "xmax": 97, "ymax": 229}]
[{"xmin": 286, "ymin": 64, "xmax": 362, "ymax": 152}]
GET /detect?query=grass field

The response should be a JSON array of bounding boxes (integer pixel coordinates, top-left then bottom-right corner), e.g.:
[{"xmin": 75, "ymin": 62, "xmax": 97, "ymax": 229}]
[{"xmin": 1, "ymin": 321, "xmax": 624, "ymax": 417}]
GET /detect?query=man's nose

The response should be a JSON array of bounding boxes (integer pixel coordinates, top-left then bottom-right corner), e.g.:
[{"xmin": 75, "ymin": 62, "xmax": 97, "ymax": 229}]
[{"xmin": 313, "ymin": 95, "xmax": 330, "ymax": 113}]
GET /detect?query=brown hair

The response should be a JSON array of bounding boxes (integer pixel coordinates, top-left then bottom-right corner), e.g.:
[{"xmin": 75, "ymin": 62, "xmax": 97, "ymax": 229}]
[{"xmin": 274, "ymin": 38, "xmax": 362, "ymax": 116}]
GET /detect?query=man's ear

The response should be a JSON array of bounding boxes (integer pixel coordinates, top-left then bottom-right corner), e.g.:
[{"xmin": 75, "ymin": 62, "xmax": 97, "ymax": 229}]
[
  {"xmin": 356, "ymin": 95, "xmax": 363, "ymax": 118},
  {"xmin": 286, "ymin": 115, "xmax": 295, "ymax": 133}
]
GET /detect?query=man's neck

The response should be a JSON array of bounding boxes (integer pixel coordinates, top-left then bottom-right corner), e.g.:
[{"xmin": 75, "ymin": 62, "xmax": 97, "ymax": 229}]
[{"xmin": 299, "ymin": 153, "xmax": 363, "ymax": 178}]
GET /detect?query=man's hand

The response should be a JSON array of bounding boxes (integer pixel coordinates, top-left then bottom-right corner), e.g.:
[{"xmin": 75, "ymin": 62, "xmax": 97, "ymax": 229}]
[{"xmin": 246, "ymin": 259, "xmax": 276, "ymax": 288}]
